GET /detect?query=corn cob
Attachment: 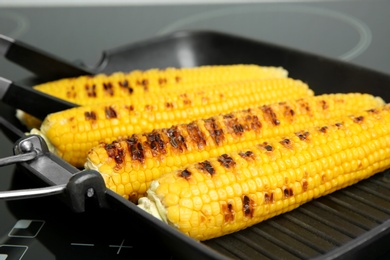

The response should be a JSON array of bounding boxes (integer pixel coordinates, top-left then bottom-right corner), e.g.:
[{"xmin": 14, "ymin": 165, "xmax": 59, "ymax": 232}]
[
  {"xmin": 34, "ymin": 77, "xmax": 313, "ymax": 167},
  {"xmin": 33, "ymin": 65, "xmax": 288, "ymax": 101},
  {"xmin": 86, "ymin": 93, "xmax": 384, "ymax": 202},
  {"xmin": 138, "ymin": 104, "xmax": 390, "ymax": 241},
  {"xmin": 17, "ymin": 64, "xmax": 288, "ymax": 129}
]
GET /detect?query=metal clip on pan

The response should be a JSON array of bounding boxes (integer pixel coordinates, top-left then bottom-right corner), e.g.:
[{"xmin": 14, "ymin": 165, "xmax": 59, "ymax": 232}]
[
  {"xmin": 0, "ymin": 75, "xmax": 107, "ymax": 212},
  {"xmin": 0, "ymin": 134, "xmax": 108, "ymax": 213},
  {"xmin": 0, "ymin": 34, "xmax": 92, "ymax": 80}
]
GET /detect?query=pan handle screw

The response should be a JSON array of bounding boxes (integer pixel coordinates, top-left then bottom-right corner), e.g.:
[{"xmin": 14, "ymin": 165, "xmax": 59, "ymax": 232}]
[
  {"xmin": 86, "ymin": 188, "xmax": 95, "ymax": 197},
  {"xmin": 20, "ymin": 141, "xmax": 33, "ymax": 153}
]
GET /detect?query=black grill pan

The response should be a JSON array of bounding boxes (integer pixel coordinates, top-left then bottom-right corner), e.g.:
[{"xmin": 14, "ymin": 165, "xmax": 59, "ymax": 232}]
[{"xmin": 2, "ymin": 30, "xmax": 390, "ymax": 260}]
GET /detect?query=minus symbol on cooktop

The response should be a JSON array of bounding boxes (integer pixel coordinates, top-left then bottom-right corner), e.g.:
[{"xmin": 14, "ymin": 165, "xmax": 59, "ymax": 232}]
[{"xmin": 70, "ymin": 243, "xmax": 95, "ymax": 247}]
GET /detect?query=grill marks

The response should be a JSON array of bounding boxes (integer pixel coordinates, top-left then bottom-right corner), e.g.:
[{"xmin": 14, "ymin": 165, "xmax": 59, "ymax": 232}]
[
  {"xmin": 136, "ymin": 79, "xmax": 149, "ymax": 91},
  {"xmin": 166, "ymin": 126, "xmax": 187, "ymax": 152},
  {"xmin": 283, "ymin": 187, "xmax": 294, "ymax": 198},
  {"xmin": 244, "ymin": 111, "xmax": 263, "ymax": 132},
  {"xmin": 264, "ymin": 192, "xmax": 274, "ymax": 204},
  {"xmin": 103, "ymin": 82, "xmax": 114, "ymax": 96},
  {"xmin": 280, "ymin": 138, "xmax": 293, "ymax": 149},
  {"xmin": 295, "ymin": 131, "xmax": 310, "ymax": 141},
  {"xmin": 84, "ymin": 111, "xmax": 97, "ymax": 120},
  {"xmin": 119, "ymin": 80, "xmax": 133, "ymax": 94},
  {"xmin": 218, "ymin": 154, "xmax": 236, "ymax": 168},
  {"xmin": 145, "ymin": 131, "xmax": 166, "ymax": 157},
  {"xmin": 353, "ymin": 115, "xmax": 364, "ymax": 123},
  {"xmin": 243, "ymin": 195, "xmax": 255, "ymax": 218},
  {"xmin": 262, "ymin": 105, "xmax": 280, "ymax": 126},
  {"xmin": 239, "ymin": 151, "xmax": 255, "ymax": 160},
  {"xmin": 204, "ymin": 118, "xmax": 224, "ymax": 145},
  {"xmin": 82, "ymin": 73, "xmax": 185, "ymax": 99},
  {"xmin": 222, "ymin": 196, "xmax": 255, "ymax": 223},
  {"xmin": 258, "ymin": 142, "xmax": 274, "ymax": 152},
  {"xmin": 66, "ymin": 85, "xmax": 77, "ymax": 99},
  {"xmin": 101, "ymin": 98, "xmax": 325, "ymax": 166},
  {"xmin": 179, "ymin": 169, "xmax": 192, "ymax": 180},
  {"xmin": 85, "ymin": 84, "xmax": 97, "ymax": 97},
  {"xmin": 105, "ymin": 106, "xmax": 118, "ymax": 119},
  {"xmin": 99, "ymin": 98, "xmax": 337, "ymax": 167},
  {"xmin": 222, "ymin": 202, "xmax": 235, "ymax": 222},
  {"xmin": 223, "ymin": 114, "xmax": 244, "ymax": 136},
  {"xmin": 105, "ymin": 142, "xmax": 125, "ymax": 166},
  {"xmin": 126, "ymin": 136, "xmax": 145, "ymax": 163},
  {"xmin": 186, "ymin": 122, "xmax": 207, "ymax": 149},
  {"xmin": 281, "ymin": 102, "xmax": 295, "ymax": 122},
  {"xmin": 197, "ymin": 160, "xmax": 215, "ymax": 175}
]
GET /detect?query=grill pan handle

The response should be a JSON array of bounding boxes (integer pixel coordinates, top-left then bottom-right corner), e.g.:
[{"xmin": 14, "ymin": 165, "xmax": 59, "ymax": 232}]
[
  {"xmin": 0, "ymin": 34, "xmax": 92, "ymax": 80},
  {"xmin": 0, "ymin": 77, "xmax": 76, "ymax": 120},
  {"xmin": 0, "ymin": 133, "xmax": 108, "ymax": 212}
]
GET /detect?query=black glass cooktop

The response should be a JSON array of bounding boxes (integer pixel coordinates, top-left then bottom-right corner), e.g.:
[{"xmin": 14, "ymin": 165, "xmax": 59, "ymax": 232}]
[{"xmin": 1, "ymin": 2, "xmax": 390, "ymax": 259}]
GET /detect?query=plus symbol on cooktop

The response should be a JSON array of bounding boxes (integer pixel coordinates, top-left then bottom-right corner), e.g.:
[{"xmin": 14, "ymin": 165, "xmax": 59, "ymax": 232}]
[{"xmin": 109, "ymin": 239, "xmax": 133, "ymax": 255}]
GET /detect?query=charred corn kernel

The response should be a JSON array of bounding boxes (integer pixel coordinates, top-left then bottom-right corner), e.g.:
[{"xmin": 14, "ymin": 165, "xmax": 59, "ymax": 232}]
[
  {"xmin": 86, "ymin": 93, "xmax": 384, "ymax": 202},
  {"xmin": 17, "ymin": 64, "xmax": 288, "ymax": 129},
  {"xmin": 37, "ymin": 77, "xmax": 313, "ymax": 167},
  {"xmin": 138, "ymin": 104, "xmax": 390, "ymax": 240}
]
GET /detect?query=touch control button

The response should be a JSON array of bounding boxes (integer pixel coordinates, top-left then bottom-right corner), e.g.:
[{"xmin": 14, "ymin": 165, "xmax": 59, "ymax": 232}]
[
  {"xmin": 8, "ymin": 220, "xmax": 45, "ymax": 238},
  {"xmin": 0, "ymin": 245, "xmax": 28, "ymax": 260}
]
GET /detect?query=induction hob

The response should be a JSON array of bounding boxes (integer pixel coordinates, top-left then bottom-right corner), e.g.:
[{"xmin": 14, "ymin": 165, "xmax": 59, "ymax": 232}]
[{"xmin": 1, "ymin": 2, "xmax": 390, "ymax": 259}]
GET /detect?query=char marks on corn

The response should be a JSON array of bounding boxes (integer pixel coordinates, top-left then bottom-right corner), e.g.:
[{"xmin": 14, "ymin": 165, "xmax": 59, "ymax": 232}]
[
  {"xmin": 166, "ymin": 126, "xmax": 187, "ymax": 152},
  {"xmin": 218, "ymin": 154, "xmax": 236, "ymax": 168},
  {"xmin": 295, "ymin": 131, "xmax": 310, "ymax": 141},
  {"xmin": 262, "ymin": 105, "xmax": 280, "ymax": 125},
  {"xmin": 126, "ymin": 136, "xmax": 145, "ymax": 163},
  {"xmin": 283, "ymin": 187, "xmax": 294, "ymax": 198},
  {"xmin": 85, "ymin": 111, "xmax": 97, "ymax": 120},
  {"xmin": 258, "ymin": 142, "xmax": 274, "ymax": 152},
  {"xmin": 186, "ymin": 122, "xmax": 207, "ymax": 149},
  {"xmin": 145, "ymin": 131, "xmax": 166, "ymax": 157},
  {"xmin": 204, "ymin": 118, "xmax": 224, "ymax": 145},
  {"xmin": 238, "ymin": 151, "xmax": 255, "ymax": 160},
  {"xmin": 280, "ymin": 138, "xmax": 293, "ymax": 148},
  {"xmin": 105, "ymin": 142, "xmax": 125, "ymax": 166},
  {"xmin": 353, "ymin": 115, "xmax": 364, "ymax": 123},
  {"xmin": 179, "ymin": 169, "xmax": 192, "ymax": 180},
  {"xmin": 264, "ymin": 192, "xmax": 274, "ymax": 204},
  {"xmin": 103, "ymin": 82, "xmax": 114, "ymax": 96},
  {"xmin": 105, "ymin": 106, "xmax": 118, "ymax": 119},
  {"xmin": 197, "ymin": 160, "xmax": 215, "ymax": 175},
  {"xmin": 243, "ymin": 195, "xmax": 255, "ymax": 218},
  {"xmin": 119, "ymin": 80, "xmax": 134, "ymax": 94},
  {"xmin": 222, "ymin": 202, "xmax": 235, "ymax": 222},
  {"xmin": 85, "ymin": 84, "xmax": 97, "ymax": 97},
  {"xmin": 136, "ymin": 79, "xmax": 149, "ymax": 91},
  {"xmin": 223, "ymin": 114, "xmax": 245, "ymax": 136}
]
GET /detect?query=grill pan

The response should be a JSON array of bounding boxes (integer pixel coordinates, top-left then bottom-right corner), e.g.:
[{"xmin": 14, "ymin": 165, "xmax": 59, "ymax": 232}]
[{"xmin": 1, "ymin": 30, "xmax": 390, "ymax": 259}]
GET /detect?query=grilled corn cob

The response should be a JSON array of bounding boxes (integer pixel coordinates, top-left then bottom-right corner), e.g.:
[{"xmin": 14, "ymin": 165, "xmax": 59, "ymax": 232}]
[
  {"xmin": 34, "ymin": 77, "xmax": 313, "ymax": 167},
  {"xmin": 86, "ymin": 93, "xmax": 384, "ymax": 202},
  {"xmin": 138, "ymin": 104, "xmax": 390, "ymax": 241},
  {"xmin": 17, "ymin": 64, "xmax": 288, "ymax": 129},
  {"xmin": 33, "ymin": 65, "xmax": 288, "ymax": 100}
]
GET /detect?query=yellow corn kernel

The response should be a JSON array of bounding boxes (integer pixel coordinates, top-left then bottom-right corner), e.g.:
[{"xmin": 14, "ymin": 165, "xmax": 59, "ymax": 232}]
[
  {"xmin": 138, "ymin": 104, "xmax": 390, "ymax": 241},
  {"xmin": 86, "ymin": 93, "xmax": 384, "ymax": 202},
  {"xmin": 37, "ymin": 77, "xmax": 313, "ymax": 167}
]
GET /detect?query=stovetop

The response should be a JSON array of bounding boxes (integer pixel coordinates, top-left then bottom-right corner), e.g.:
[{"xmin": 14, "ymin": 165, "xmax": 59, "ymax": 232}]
[{"xmin": 1, "ymin": 1, "xmax": 390, "ymax": 259}]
